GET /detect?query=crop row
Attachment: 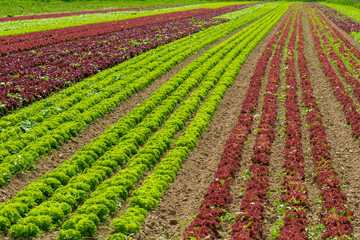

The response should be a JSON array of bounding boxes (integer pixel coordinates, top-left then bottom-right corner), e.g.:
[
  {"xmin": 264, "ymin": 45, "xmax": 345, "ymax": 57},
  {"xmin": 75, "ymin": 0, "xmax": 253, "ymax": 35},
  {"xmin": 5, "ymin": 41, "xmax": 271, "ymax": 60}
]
[
  {"xmin": 106, "ymin": 4, "xmax": 292, "ymax": 240},
  {"xmin": 0, "ymin": 6, "xmax": 280, "ymax": 236},
  {"xmin": 0, "ymin": 6, "xmax": 275, "ymax": 188},
  {"xmin": 0, "ymin": 4, "xmax": 255, "ymax": 56},
  {"xmin": 6, "ymin": 4, "xmax": 290, "ymax": 239},
  {"xmin": 276, "ymin": 8, "xmax": 309, "ymax": 239},
  {"xmin": 0, "ymin": 4, "xmax": 264, "ymax": 115},
  {"xmin": 183, "ymin": 8, "xmax": 294, "ymax": 240},
  {"xmin": 10, "ymin": 36, "xmax": 234, "ymax": 238},
  {"xmin": 308, "ymin": 7, "xmax": 356, "ymax": 239},
  {"xmin": 229, "ymin": 9, "xmax": 297, "ymax": 240}
]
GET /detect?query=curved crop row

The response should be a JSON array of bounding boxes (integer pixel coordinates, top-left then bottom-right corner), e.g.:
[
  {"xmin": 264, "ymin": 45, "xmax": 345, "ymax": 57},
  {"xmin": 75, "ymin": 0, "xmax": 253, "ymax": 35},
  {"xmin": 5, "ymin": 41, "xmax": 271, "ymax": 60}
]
[
  {"xmin": 230, "ymin": 8, "xmax": 298, "ymax": 240},
  {"xmin": 0, "ymin": 8, "xmax": 279, "ymax": 235},
  {"xmin": 276, "ymin": 9, "xmax": 309, "ymax": 239},
  {"xmin": 183, "ymin": 8, "xmax": 295, "ymax": 240},
  {"xmin": 105, "ymin": 4, "xmax": 292, "ymax": 240},
  {"xmin": 57, "ymin": 34, "xmax": 253, "ymax": 239},
  {"xmin": 300, "ymin": 8, "xmax": 355, "ymax": 239},
  {"xmin": 0, "ymin": 6, "xmax": 276, "ymax": 188},
  {"xmin": 311, "ymin": 7, "xmax": 360, "ymax": 61}
]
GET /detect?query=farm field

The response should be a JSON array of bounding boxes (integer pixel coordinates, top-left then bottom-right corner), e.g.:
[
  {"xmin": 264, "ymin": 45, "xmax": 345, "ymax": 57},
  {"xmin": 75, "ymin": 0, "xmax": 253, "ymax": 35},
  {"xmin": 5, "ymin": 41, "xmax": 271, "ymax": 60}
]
[{"xmin": 1, "ymin": 1, "xmax": 360, "ymax": 240}]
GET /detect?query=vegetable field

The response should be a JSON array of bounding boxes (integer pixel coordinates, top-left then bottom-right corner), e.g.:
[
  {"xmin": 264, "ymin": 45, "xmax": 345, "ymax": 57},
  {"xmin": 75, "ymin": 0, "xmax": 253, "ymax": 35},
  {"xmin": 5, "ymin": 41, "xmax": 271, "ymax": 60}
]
[{"xmin": 1, "ymin": 1, "xmax": 360, "ymax": 240}]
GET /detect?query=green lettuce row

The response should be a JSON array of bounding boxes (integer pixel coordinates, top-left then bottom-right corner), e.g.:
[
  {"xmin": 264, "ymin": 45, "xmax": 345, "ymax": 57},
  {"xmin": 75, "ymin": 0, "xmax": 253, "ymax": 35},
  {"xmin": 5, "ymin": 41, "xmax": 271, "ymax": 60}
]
[
  {"xmin": 8, "ymin": 17, "xmax": 256, "ymax": 237},
  {"xmin": 0, "ymin": 8, "xmax": 263, "ymax": 235},
  {"xmin": 0, "ymin": 8, "xmax": 276, "ymax": 187},
  {"xmin": 52, "ymin": 5, "xmax": 290, "ymax": 240},
  {"xmin": 0, "ymin": 7, "xmax": 274, "ymax": 168},
  {"xmin": 107, "ymin": 4, "xmax": 291, "ymax": 239}
]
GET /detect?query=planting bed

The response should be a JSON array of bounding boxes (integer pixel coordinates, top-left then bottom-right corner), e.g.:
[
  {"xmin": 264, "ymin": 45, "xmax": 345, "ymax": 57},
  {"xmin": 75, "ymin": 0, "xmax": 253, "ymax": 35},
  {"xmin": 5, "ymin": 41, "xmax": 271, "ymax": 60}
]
[{"xmin": 1, "ymin": 2, "xmax": 360, "ymax": 240}]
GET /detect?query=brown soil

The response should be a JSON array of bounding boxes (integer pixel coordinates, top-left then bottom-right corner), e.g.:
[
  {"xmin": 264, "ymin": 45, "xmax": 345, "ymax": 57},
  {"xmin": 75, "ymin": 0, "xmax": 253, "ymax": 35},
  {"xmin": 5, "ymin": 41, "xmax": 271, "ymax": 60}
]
[
  {"xmin": 131, "ymin": 8, "xmax": 290, "ymax": 240},
  {"xmin": 303, "ymin": 8, "xmax": 360, "ymax": 239}
]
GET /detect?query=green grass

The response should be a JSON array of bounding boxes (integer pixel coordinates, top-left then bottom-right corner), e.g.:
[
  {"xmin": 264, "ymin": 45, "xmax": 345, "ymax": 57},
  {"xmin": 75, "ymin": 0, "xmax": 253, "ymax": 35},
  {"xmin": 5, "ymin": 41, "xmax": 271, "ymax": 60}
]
[{"xmin": 0, "ymin": 0, "xmax": 252, "ymax": 18}]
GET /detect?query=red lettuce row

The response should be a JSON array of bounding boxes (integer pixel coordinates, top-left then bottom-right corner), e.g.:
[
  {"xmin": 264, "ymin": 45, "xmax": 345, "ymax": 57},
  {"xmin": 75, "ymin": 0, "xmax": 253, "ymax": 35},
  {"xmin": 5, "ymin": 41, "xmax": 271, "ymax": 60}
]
[
  {"xmin": 306, "ymin": 7, "xmax": 356, "ymax": 239},
  {"xmin": 314, "ymin": 3, "xmax": 360, "ymax": 34},
  {"xmin": 229, "ymin": 9, "xmax": 296, "ymax": 240},
  {"xmin": 277, "ymin": 9, "xmax": 310, "ymax": 239},
  {"xmin": 183, "ymin": 9, "xmax": 295, "ymax": 240},
  {"xmin": 0, "ymin": 4, "xmax": 257, "ymax": 56}
]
